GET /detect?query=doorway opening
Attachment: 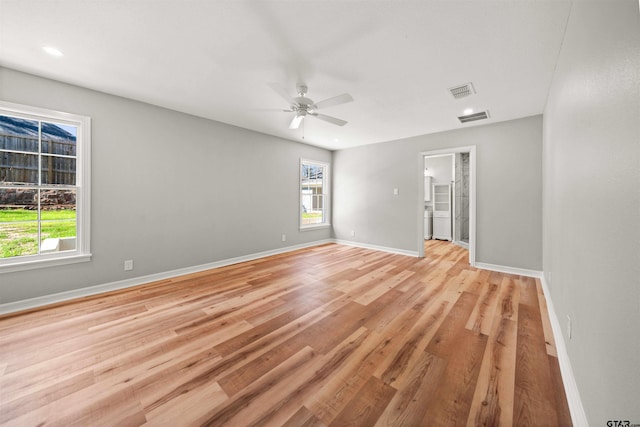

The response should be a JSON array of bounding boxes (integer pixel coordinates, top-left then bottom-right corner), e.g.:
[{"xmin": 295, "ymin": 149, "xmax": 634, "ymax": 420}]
[
  {"xmin": 453, "ymin": 152, "xmax": 471, "ymax": 248},
  {"xmin": 417, "ymin": 146, "xmax": 476, "ymax": 266}
]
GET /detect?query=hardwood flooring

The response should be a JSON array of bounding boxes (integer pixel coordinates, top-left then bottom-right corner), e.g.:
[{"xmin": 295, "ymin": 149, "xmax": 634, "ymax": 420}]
[{"xmin": 0, "ymin": 240, "xmax": 572, "ymax": 426}]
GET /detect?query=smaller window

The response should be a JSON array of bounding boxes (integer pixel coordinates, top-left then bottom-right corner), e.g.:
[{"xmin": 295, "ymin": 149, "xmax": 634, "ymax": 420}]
[{"xmin": 300, "ymin": 159, "xmax": 329, "ymax": 229}]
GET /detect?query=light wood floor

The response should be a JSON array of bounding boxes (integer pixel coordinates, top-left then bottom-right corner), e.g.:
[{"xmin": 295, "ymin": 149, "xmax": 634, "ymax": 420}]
[{"xmin": 0, "ymin": 240, "xmax": 572, "ymax": 426}]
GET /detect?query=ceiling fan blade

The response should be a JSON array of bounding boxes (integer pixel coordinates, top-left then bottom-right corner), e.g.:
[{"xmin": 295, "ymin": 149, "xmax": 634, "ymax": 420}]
[
  {"xmin": 312, "ymin": 113, "xmax": 347, "ymax": 126},
  {"xmin": 289, "ymin": 114, "xmax": 304, "ymax": 129},
  {"xmin": 268, "ymin": 82, "xmax": 296, "ymax": 106},
  {"xmin": 253, "ymin": 108, "xmax": 294, "ymax": 112},
  {"xmin": 314, "ymin": 93, "xmax": 354, "ymax": 110}
]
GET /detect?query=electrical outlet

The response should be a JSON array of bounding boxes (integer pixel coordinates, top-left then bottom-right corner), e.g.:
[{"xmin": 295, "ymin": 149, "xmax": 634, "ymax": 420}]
[
  {"xmin": 350, "ymin": 230, "xmax": 356, "ymax": 237},
  {"xmin": 566, "ymin": 315, "xmax": 572, "ymax": 340},
  {"xmin": 124, "ymin": 259, "xmax": 133, "ymax": 271},
  {"xmin": 281, "ymin": 234, "xmax": 287, "ymax": 242},
  {"xmin": 393, "ymin": 188, "xmax": 399, "ymax": 196}
]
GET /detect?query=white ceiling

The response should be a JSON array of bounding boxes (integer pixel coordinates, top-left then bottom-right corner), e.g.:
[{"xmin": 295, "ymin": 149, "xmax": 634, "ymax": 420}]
[{"xmin": 0, "ymin": 0, "xmax": 572, "ymax": 151}]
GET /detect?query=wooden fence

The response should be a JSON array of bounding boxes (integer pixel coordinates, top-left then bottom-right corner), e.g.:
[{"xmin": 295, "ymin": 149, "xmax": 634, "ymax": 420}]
[{"xmin": 0, "ymin": 133, "xmax": 76, "ymax": 186}]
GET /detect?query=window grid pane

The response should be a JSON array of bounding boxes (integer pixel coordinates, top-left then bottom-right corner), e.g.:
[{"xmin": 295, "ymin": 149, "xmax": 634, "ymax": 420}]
[
  {"xmin": 0, "ymin": 152, "xmax": 40, "ymax": 184},
  {"xmin": 0, "ymin": 221, "xmax": 38, "ymax": 258},
  {"xmin": 0, "ymin": 115, "xmax": 40, "ymax": 153}
]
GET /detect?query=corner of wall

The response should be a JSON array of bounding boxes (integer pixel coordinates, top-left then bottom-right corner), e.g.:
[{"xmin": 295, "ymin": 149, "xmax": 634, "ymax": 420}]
[{"xmin": 539, "ymin": 275, "xmax": 589, "ymax": 426}]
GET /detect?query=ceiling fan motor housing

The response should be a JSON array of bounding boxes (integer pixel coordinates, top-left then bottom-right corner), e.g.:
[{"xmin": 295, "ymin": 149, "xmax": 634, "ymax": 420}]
[{"xmin": 293, "ymin": 96, "xmax": 316, "ymax": 113}]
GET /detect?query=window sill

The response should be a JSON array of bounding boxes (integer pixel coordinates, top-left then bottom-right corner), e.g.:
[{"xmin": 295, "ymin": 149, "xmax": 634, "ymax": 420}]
[
  {"xmin": 0, "ymin": 253, "xmax": 92, "ymax": 274},
  {"xmin": 299, "ymin": 223, "xmax": 331, "ymax": 231}
]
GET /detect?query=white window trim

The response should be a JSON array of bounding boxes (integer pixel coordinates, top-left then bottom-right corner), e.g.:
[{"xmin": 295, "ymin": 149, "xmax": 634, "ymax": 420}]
[
  {"xmin": 0, "ymin": 100, "xmax": 91, "ymax": 273},
  {"xmin": 299, "ymin": 158, "xmax": 330, "ymax": 230}
]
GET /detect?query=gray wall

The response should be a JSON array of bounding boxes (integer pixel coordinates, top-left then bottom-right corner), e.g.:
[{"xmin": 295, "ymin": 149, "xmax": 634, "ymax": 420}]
[
  {"xmin": 542, "ymin": 0, "xmax": 640, "ymax": 424},
  {"xmin": 333, "ymin": 115, "xmax": 543, "ymax": 270},
  {"xmin": 0, "ymin": 67, "xmax": 331, "ymax": 304}
]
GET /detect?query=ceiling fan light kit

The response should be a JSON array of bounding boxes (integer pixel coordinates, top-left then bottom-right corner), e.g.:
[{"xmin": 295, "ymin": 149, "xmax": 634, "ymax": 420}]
[{"xmin": 268, "ymin": 82, "xmax": 353, "ymax": 130}]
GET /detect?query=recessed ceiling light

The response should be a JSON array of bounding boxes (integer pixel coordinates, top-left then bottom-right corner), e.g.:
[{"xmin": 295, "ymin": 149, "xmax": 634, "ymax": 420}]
[
  {"xmin": 42, "ymin": 46, "xmax": 63, "ymax": 57},
  {"xmin": 463, "ymin": 108, "xmax": 473, "ymax": 115}
]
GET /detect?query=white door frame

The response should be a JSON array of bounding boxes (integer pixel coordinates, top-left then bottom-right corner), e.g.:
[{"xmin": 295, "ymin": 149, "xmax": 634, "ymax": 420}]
[{"xmin": 417, "ymin": 146, "xmax": 476, "ymax": 266}]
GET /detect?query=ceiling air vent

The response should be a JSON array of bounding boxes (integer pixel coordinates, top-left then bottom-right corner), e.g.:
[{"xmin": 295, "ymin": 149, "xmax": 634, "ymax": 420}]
[
  {"xmin": 458, "ymin": 110, "xmax": 490, "ymax": 123},
  {"xmin": 448, "ymin": 82, "xmax": 475, "ymax": 99}
]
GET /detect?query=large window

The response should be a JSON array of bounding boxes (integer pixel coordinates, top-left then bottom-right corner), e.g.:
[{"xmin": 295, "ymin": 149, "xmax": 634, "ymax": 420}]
[
  {"xmin": 300, "ymin": 159, "xmax": 329, "ymax": 229},
  {"xmin": 0, "ymin": 101, "xmax": 91, "ymax": 272}
]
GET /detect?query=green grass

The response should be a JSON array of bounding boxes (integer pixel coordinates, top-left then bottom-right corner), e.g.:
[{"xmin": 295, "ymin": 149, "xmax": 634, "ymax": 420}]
[
  {"xmin": 301, "ymin": 211, "xmax": 324, "ymax": 225},
  {"xmin": 302, "ymin": 212, "xmax": 322, "ymax": 219},
  {"xmin": 0, "ymin": 209, "xmax": 37, "ymax": 221},
  {"xmin": 0, "ymin": 209, "xmax": 76, "ymax": 258},
  {"xmin": 42, "ymin": 210, "xmax": 76, "ymax": 221},
  {"xmin": 1, "ymin": 235, "xmax": 38, "ymax": 258},
  {"xmin": 0, "ymin": 209, "xmax": 76, "ymax": 222}
]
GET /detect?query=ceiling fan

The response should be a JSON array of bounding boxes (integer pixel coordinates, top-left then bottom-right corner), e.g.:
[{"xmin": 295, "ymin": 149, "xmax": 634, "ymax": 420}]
[{"xmin": 268, "ymin": 82, "xmax": 353, "ymax": 129}]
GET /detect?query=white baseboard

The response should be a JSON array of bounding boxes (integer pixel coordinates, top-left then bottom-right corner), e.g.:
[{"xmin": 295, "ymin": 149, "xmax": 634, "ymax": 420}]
[
  {"xmin": 0, "ymin": 239, "xmax": 334, "ymax": 316},
  {"xmin": 475, "ymin": 261, "xmax": 542, "ymax": 278},
  {"xmin": 539, "ymin": 276, "xmax": 589, "ymax": 427},
  {"xmin": 333, "ymin": 239, "xmax": 419, "ymax": 257},
  {"xmin": 453, "ymin": 240, "xmax": 470, "ymax": 250}
]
